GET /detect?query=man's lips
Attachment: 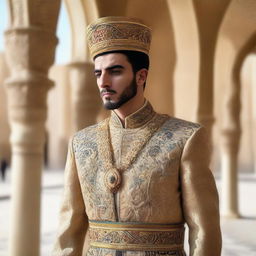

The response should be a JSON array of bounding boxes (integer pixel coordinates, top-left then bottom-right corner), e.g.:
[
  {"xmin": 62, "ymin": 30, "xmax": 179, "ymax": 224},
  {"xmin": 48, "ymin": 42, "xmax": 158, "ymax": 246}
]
[{"xmin": 101, "ymin": 89, "xmax": 116, "ymax": 97}]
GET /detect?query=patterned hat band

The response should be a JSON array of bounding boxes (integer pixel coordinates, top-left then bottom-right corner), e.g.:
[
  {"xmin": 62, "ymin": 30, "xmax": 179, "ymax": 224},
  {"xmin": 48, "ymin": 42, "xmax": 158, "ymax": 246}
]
[{"xmin": 86, "ymin": 16, "xmax": 152, "ymax": 59}]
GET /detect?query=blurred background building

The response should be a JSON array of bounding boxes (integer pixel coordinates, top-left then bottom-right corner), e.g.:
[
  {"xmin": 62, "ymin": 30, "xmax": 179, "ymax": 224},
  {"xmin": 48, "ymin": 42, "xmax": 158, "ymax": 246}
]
[{"xmin": 0, "ymin": 0, "xmax": 255, "ymax": 255}]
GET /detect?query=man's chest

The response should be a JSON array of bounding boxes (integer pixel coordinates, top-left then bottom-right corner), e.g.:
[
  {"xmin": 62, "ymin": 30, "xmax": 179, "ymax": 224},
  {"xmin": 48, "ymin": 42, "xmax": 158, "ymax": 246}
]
[{"xmin": 73, "ymin": 124, "xmax": 188, "ymax": 221}]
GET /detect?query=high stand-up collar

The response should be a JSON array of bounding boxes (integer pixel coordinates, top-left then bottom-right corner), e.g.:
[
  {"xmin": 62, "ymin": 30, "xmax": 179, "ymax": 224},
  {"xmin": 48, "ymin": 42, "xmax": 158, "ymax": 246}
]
[{"xmin": 109, "ymin": 100, "xmax": 156, "ymax": 129}]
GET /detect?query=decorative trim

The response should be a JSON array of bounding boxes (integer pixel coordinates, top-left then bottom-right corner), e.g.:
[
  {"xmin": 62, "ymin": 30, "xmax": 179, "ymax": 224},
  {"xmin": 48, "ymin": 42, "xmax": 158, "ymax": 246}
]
[
  {"xmin": 97, "ymin": 112, "xmax": 169, "ymax": 193},
  {"xmin": 89, "ymin": 221, "xmax": 185, "ymax": 251}
]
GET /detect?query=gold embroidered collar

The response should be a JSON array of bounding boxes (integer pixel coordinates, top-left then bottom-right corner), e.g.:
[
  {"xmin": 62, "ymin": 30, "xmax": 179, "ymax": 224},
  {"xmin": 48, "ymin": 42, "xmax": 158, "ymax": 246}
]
[
  {"xmin": 97, "ymin": 101, "xmax": 169, "ymax": 193},
  {"xmin": 109, "ymin": 100, "xmax": 155, "ymax": 129}
]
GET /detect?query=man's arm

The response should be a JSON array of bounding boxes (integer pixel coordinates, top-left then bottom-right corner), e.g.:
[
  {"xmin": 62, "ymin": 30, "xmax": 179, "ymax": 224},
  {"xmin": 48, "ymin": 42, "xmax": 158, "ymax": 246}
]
[
  {"xmin": 180, "ymin": 126, "xmax": 222, "ymax": 256},
  {"xmin": 52, "ymin": 138, "xmax": 88, "ymax": 256}
]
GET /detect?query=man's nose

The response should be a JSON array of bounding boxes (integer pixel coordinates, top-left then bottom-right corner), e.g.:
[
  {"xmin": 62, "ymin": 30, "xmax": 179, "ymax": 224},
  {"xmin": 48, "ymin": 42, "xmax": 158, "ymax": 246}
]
[{"xmin": 98, "ymin": 72, "xmax": 111, "ymax": 88}]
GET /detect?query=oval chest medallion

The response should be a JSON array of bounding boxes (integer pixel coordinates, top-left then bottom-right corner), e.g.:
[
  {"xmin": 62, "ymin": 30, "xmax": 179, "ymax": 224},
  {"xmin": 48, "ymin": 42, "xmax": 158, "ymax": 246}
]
[{"xmin": 104, "ymin": 169, "xmax": 122, "ymax": 193}]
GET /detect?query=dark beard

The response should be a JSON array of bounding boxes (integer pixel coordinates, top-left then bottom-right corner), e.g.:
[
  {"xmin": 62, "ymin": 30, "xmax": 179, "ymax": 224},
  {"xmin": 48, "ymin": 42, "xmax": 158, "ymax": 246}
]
[{"xmin": 103, "ymin": 77, "xmax": 137, "ymax": 110}]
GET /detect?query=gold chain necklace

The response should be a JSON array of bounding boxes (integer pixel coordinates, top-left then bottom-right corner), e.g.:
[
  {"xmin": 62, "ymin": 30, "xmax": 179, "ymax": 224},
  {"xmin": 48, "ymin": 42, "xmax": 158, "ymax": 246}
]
[{"xmin": 97, "ymin": 114, "xmax": 168, "ymax": 193}]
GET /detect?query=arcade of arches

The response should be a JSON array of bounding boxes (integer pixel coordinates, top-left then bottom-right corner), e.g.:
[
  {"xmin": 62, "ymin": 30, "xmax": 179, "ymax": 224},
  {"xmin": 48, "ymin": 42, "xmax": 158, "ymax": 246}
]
[{"xmin": 0, "ymin": 0, "xmax": 256, "ymax": 255}]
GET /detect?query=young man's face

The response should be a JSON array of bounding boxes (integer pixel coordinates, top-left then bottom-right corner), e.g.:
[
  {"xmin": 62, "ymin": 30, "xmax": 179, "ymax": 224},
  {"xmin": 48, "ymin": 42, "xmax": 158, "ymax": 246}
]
[{"xmin": 94, "ymin": 53, "xmax": 137, "ymax": 110}]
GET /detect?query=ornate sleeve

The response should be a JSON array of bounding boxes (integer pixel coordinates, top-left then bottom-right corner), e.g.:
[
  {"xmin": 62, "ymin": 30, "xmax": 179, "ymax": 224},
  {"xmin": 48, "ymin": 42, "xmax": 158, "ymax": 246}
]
[
  {"xmin": 180, "ymin": 126, "xmax": 222, "ymax": 256},
  {"xmin": 52, "ymin": 138, "xmax": 88, "ymax": 256}
]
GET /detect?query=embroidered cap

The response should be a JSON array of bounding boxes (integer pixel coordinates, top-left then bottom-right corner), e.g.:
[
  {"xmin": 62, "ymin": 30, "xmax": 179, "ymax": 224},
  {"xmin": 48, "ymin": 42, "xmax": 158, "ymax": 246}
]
[{"xmin": 86, "ymin": 16, "xmax": 152, "ymax": 59}]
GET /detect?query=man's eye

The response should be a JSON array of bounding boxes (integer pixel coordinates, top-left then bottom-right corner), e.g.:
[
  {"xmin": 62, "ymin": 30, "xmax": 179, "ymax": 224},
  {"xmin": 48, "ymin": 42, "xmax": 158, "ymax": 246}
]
[
  {"xmin": 111, "ymin": 69, "xmax": 121, "ymax": 74},
  {"xmin": 95, "ymin": 72, "xmax": 101, "ymax": 78}
]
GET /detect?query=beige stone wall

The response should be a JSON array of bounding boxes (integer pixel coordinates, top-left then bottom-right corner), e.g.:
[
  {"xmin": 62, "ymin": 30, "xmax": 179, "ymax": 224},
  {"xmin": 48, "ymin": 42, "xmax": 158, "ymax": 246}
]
[{"xmin": 0, "ymin": 52, "xmax": 10, "ymax": 162}]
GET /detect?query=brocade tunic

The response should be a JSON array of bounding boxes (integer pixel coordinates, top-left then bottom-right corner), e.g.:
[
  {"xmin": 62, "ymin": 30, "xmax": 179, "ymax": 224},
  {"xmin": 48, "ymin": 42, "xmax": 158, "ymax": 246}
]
[{"xmin": 53, "ymin": 101, "xmax": 221, "ymax": 256}]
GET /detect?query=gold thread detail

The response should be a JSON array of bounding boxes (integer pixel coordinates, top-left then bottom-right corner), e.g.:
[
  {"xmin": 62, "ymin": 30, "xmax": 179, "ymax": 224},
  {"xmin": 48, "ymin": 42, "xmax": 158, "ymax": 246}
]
[
  {"xmin": 86, "ymin": 16, "xmax": 152, "ymax": 58},
  {"xmin": 89, "ymin": 221, "xmax": 185, "ymax": 251},
  {"xmin": 98, "ymin": 114, "xmax": 169, "ymax": 193},
  {"xmin": 89, "ymin": 221, "xmax": 184, "ymax": 230},
  {"xmin": 90, "ymin": 242, "xmax": 183, "ymax": 251}
]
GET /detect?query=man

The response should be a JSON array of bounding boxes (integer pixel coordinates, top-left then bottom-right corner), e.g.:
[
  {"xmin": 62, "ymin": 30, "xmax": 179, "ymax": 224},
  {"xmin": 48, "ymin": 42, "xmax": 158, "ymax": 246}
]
[{"xmin": 53, "ymin": 17, "xmax": 221, "ymax": 256}]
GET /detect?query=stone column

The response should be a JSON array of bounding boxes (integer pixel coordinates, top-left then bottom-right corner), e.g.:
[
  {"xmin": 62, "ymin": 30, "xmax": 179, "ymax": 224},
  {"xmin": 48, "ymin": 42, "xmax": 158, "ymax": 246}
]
[
  {"xmin": 221, "ymin": 75, "xmax": 241, "ymax": 218},
  {"xmin": 192, "ymin": 0, "xmax": 231, "ymax": 142},
  {"xmin": 68, "ymin": 62, "xmax": 101, "ymax": 132},
  {"xmin": 5, "ymin": 27, "xmax": 58, "ymax": 256},
  {"xmin": 4, "ymin": 1, "xmax": 60, "ymax": 255}
]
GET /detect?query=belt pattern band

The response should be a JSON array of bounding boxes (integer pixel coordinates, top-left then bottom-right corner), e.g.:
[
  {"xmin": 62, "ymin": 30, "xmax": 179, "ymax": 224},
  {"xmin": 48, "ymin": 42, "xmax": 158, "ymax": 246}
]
[{"xmin": 89, "ymin": 221, "xmax": 185, "ymax": 251}]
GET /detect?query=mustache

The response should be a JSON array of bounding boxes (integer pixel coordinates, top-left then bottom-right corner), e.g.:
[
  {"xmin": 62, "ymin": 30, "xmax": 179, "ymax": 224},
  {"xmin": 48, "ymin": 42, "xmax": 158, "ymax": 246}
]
[{"xmin": 100, "ymin": 89, "xmax": 116, "ymax": 95}]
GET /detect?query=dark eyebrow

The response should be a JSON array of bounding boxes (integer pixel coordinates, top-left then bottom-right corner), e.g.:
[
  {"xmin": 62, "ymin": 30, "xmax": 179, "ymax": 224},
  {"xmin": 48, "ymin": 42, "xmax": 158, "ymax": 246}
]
[
  {"xmin": 106, "ymin": 65, "xmax": 124, "ymax": 71},
  {"xmin": 94, "ymin": 65, "xmax": 124, "ymax": 74}
]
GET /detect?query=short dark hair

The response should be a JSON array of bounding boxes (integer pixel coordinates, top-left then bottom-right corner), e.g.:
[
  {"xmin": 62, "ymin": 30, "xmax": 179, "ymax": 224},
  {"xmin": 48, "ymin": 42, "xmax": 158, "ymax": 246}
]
[{"xmin": 94, "ymin": 50, "xmax": 150, "ymax": 88}]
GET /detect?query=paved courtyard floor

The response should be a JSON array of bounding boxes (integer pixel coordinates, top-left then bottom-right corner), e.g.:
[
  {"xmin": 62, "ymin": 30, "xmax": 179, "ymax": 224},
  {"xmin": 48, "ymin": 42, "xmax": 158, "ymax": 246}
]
[{"xmin": 0, "ymin": 169, "xmax": 255, "ymax": 256}]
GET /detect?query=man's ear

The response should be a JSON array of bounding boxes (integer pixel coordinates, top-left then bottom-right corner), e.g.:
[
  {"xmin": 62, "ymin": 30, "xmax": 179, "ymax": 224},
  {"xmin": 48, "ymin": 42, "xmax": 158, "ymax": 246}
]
[{"xmin": 136, "ymin": 69, "xmax": 148, "ymax": 87}]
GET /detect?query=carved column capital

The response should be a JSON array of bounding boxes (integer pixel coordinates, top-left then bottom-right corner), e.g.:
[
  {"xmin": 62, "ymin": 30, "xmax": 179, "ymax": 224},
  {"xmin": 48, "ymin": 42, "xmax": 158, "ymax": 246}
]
[
  {"xmin": 4, "ymin": 27, "xmax": 58, "ymax": 74},
  {"xmin": 4, "ymin": 27, "xmax": 58, "ymax": 155},
  {"xmin": 4, "ymin": 76, "xmax": 53, "ymax": 154},
  {"xmin": 4, "ymin": 29, "xmax": 56, "ymax": 154}
]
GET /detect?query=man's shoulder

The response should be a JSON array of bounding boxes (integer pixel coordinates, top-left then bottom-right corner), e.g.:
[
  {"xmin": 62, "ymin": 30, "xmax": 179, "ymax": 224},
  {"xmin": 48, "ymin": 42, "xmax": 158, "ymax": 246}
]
[
  {"xmin": 72, "ymin": 118, "xmax": 109, "ymax": 144},
  {"xmin": 158, "ymin": 114, "xmax": 202, "ymax": 138},
  {"xmin": 164, "ymin": 115, "xmax": 201, "ymax": 129}
]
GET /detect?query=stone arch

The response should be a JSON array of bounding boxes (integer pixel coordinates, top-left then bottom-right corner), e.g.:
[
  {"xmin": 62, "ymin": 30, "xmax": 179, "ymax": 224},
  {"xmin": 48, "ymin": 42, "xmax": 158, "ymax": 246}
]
[
  {"xmin": 167, "ymin": 0, "xmax": 199, "ymax": 120},
  {"xmin": 61, "ymin": 0, "xmax": 102, "ymax": 134},
  {"xmin": 214, "ymin": 0, "xmax": 256, "ymax": 217},
  {"xmin": 192, "ymin": 0, "xmax": 230, "ymax": 135},
  {"xmin": 168, "ymin": 0, "xmax": 231, "ymax": 146},
  {"xmin": 64, "ymin": 0, "xmax": 98, "ymax": 61},
  {"xmin": 94, "ymin": 0, "xmax": 127, "ymax": 17}
]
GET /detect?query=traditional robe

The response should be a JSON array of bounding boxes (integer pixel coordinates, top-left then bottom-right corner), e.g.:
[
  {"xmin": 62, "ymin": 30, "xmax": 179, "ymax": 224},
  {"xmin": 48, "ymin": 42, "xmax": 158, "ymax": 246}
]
[{"xmin": 53, "ymin": 101, "xmax": 221, "ymax": 256}]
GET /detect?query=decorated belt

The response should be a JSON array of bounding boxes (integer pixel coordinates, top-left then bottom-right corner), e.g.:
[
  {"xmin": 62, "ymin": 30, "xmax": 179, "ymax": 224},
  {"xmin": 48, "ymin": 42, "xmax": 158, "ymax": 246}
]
[{"xmin": 88, "ymin": 221, "xmax": 185, "ymax": 251}]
